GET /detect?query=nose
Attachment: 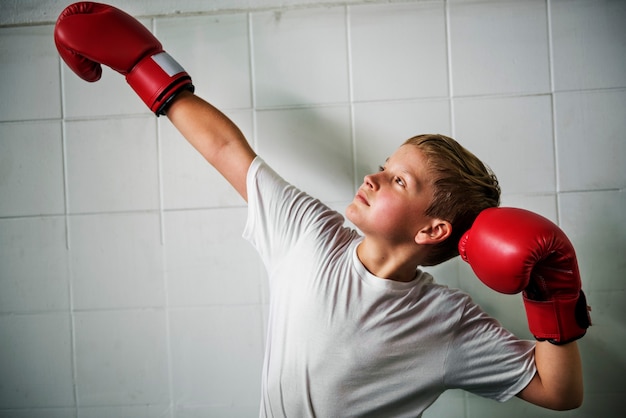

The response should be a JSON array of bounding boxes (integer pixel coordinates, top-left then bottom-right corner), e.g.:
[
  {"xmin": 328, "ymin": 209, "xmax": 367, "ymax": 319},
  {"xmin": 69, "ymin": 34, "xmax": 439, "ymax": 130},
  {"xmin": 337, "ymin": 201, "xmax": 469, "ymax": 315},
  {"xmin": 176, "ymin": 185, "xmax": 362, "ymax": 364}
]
[{"xmin": 363, "ymin": 173, "xmax": 378, "ymax": 190}]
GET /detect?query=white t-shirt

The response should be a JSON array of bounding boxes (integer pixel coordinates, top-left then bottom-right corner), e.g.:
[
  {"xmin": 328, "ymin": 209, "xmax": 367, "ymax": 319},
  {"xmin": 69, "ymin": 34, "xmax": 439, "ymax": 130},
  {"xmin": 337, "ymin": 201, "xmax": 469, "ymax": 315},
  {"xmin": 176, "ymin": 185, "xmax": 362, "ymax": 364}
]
[{"xmin": 243, "ymin": 157, "xmax": 536, "ymax": 418}]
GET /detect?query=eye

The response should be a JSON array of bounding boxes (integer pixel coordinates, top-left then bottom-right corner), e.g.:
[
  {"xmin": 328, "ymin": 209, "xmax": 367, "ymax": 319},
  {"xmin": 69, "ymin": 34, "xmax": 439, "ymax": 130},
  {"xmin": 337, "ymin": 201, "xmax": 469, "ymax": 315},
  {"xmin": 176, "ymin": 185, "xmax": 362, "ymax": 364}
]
[
  {"xmin": 378, "ymin": 165, "xmax": 385, "ymax": 172},
  {"xmin": 395, "ymin": 177, "xmax": 406, "ymax": 187}
]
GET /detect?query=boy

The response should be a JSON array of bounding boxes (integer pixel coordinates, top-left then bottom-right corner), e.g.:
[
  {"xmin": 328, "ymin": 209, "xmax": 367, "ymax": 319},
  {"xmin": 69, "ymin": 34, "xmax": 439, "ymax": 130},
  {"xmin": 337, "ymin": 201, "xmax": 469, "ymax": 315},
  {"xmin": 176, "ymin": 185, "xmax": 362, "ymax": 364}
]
[{"xmin": 55, "ymin": 3, "xmax": 590, "ymax": 416}]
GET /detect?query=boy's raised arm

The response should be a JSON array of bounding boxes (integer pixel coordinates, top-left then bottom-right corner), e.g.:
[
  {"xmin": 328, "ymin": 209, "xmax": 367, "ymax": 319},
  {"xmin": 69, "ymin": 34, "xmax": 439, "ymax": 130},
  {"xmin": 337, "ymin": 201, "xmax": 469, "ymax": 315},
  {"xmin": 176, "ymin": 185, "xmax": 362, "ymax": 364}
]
[
  {"xmin": 166, "ymin": 91, "xmax": 256, "ymax": 201},
  {"xmin": 458, "ymin": 207, "xmax": 591, "ymax": 410},
  {"xmin": 54, "ymin": 2, "xmax": 256, "ymax": 201}
]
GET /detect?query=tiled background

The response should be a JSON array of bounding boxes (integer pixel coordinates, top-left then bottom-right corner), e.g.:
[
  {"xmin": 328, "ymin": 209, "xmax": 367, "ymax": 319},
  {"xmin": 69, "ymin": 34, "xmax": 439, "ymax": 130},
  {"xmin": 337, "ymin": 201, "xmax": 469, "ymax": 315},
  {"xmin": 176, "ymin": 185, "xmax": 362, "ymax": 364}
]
[{"xmin": 1, "ymin": 0, "xmax": 625, "ymax": 417}]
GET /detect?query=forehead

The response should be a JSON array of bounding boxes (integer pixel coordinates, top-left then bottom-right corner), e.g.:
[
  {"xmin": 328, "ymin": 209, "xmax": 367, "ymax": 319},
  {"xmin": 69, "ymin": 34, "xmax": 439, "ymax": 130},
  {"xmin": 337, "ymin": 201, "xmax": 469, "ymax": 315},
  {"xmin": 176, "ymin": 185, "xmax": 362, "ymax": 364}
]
[{"xmin": 388, "ymin": 144, "xmax": 429, "ymax": 169}]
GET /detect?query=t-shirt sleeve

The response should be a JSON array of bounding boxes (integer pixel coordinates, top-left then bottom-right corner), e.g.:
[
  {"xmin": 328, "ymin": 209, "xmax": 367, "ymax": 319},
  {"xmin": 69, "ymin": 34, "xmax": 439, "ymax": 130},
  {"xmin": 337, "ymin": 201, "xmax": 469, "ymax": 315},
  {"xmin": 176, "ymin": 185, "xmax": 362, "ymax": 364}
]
[
  {"xmin": 243, "ymin": 157, "xmax": 346, "ymax": 270},
  {"xmin": 443, "ymin": 296, "xmax": 537, "ymax": 402}
]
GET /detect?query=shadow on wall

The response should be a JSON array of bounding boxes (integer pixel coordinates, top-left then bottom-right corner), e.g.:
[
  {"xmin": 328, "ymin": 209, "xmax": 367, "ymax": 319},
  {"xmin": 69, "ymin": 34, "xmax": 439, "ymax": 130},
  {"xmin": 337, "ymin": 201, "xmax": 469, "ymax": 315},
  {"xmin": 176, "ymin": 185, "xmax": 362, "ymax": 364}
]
[{"xmin": 254, "ymin": 91, "xmax": 356, "ymax": 203}]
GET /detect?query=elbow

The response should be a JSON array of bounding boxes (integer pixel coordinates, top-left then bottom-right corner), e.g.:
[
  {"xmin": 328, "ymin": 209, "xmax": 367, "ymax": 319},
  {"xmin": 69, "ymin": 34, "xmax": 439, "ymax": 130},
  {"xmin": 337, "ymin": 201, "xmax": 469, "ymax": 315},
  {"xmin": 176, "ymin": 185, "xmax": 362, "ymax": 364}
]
[{"xmin": 549, "ymin": 393, "xmax": 584, "ymax": 411}]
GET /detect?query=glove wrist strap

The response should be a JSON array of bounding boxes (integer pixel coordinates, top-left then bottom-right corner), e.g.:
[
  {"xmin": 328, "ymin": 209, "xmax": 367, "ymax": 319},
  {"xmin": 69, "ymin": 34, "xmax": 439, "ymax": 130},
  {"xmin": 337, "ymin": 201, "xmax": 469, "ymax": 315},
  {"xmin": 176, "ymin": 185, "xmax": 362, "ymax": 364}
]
[
  {"xmin": 126, "ymin": 52, "xmax": 194, "ymax": 115},
  {"xmin": 523, "ymin": 290, "xmax": 591, "ymax": 345}
]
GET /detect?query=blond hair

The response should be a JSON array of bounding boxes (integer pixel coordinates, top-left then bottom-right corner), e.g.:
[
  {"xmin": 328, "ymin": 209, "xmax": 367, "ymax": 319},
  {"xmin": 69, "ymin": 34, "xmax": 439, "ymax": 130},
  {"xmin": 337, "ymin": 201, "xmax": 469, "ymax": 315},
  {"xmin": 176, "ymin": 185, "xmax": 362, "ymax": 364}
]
[{"xmin": 404, "ymin": 134, "xmax": 500, "ymax": 265}]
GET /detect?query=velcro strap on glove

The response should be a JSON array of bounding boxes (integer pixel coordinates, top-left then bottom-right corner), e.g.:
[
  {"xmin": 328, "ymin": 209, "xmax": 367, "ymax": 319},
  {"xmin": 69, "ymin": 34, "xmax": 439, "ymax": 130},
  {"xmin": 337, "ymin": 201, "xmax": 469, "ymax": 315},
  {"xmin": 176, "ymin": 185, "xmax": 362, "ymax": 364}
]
[
  {"xmin": 126, "ymin": 52, "xmax": 194, "ymax": 115},
  {"xmin": 523, "ymin": 290, "xmax": 591, "ymax": 345}
]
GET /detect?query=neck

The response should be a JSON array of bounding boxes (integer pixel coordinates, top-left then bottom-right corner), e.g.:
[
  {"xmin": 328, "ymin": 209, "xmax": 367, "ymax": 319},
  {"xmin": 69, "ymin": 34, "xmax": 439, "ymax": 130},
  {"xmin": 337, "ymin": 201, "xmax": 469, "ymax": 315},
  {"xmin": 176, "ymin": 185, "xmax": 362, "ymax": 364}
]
[{"xmin": 356, "ymin": 238, "xmax": 424, "ymax": 282}]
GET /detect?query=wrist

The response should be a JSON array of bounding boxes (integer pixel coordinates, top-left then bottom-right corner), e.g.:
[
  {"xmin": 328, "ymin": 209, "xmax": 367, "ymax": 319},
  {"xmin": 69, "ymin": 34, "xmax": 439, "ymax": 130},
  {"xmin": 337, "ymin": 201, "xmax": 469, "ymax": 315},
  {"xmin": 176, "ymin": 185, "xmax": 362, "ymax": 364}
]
[{"xmin": 523, "ymin": 290, "xmax": 591, "ymax": 344}]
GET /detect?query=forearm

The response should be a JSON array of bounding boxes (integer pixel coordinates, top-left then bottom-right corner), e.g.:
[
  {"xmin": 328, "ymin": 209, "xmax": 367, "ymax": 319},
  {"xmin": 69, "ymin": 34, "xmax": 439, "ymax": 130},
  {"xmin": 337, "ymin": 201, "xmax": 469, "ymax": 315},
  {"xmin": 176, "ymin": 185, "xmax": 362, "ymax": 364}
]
[
  {"xmin": 166, "ymin": 90, "xmax": 256, "ymax": 200},
  {"xmin": 518, "ymin": 341, "xmax": 583, "ymax": 410}
]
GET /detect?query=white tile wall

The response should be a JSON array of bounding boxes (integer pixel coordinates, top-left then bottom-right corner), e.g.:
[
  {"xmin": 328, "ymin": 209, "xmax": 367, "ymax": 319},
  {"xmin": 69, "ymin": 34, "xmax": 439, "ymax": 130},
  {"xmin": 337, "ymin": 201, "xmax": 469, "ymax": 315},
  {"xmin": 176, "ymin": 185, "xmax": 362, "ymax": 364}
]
[
  {"xmin": 251, "ymin": 7, "xmax": 350, "ymax": 107},
  {"xmin": 1, "ymin": 0, "xmax": 625, "ymax": 417},
  {"xmin": 0, "ymin": 121, "xmax": 65, "ymax": 217},
  {"xmin": 169, "ymin": 306, "xmax": 264, "ymax": 417},
  {"xmin": 0, "ymin": 313, "xmax": 74, "ymax": 408},
  {"xmin": 65, "ymin": 117, "xmax": 160, "ymax": 214},
  {"xmin": 256, "ymin": 106, "xmax": 354, "ymax": 202},
  {"xmin": 454, "ymin": 94, "xmax": 556, "ymax": 195},
  {"xmin": 555, "ymin": 89, "xmax": 626, "ymax": 192},
  {"xmin": 69, "ymin": 212, "xmax": 165, "ymax": 310},
  {"xmin": 449, "ymin": 0, "xmax": 551, "ymax": 97},
  {"xmin": 0, "ymin": 217, "xmax": 69, "ymax": 313},
  {"xmin": 163, "ymin": 208, "xmax": 262, "ymax": 307},
  {"xmin": 551, "ymin": 0, "xmax": 626, "ymax": 91},
  {"xmin": 350, "ymin": 2, "xmax": 449, "ymax": 101},
  {"xmin": 0, "ymin": 25, "xmax": 61, "ymax": 121},
  {"xmin": 73, "ymin": 310, "xmax": 170, "ymax": 406},
  {"xmin": 155, "ymin": 14, "xmax": 252, "ymax": 110}
]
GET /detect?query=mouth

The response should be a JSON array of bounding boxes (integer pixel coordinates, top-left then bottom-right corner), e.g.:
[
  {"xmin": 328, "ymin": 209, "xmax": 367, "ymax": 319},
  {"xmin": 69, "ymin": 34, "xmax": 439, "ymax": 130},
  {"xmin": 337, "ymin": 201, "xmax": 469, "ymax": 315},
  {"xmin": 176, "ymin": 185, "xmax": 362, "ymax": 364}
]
[{"xmin": 355, "ymin": 190, "xmax": 369, "ymax": 206}]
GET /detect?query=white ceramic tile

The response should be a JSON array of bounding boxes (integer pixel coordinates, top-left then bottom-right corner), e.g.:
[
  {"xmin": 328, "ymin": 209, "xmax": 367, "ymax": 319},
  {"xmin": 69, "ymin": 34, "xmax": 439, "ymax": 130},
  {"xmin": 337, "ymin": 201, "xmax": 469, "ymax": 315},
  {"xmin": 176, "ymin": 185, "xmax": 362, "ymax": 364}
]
[
  {"xmin": 163, "ymin": 208, "xmax": 262, "ymax": 307},
  {"xmin": 255, "ymin": 105, "xmax": 354, "ymax": 202},
  {"xmin": 156, "ymin": 14, "xmax": 251, "ymax": 110},
  {"xmin": 78, "ymin": 404, "xmax": 170, "ymax": 418},
  {"xmin": 251, "ymin": 7, "xmax": 350, "ymax": 107},
  {"xmin": 585, "ymin": 289, "xmax": 626, "ymax": 340},
  {"xmin": 159, "ymin": 110, "xmax": 252, "ymax": 210},
  {"xmin": 0, "ymin": 25, "xmax": 60, "ymax": 121},
  {"xmin": 0, "ymin": 313, "xmax": 74, "ymax": 408},
  {"xmin": 0, "ymin": 408, "xmax": 77, "ymax": 418},
  {"xmin": 174, "ymin": 403, "xmax": 259, "ymax": 418},
  {"xmin": 559, "ymin": 190, "xmax": 625, "ymax": 292},
  {"xmin": 62, "ymin": 19, "xmax": 152, "ymax": 118},
  {"xmin": 555, "ymin": 89, "xmax": 626, "ymax": 192},
  {"xmin": 577, "ymin": 290, "xmax": 626, "ymax": 404},
  {"xmin": 74, "ymin": 310, "xmax": 170, "ymax": 406},
  {"xmin": 499, "ymin": 193, "xmax": 558, "ymax": 224},
  {"xmin": 449, "ymin": 0, "xmax": 550, "ymax": 97},
  {"xmin": 69, "ymin": 212, "xmax": 165, "ymax": 310},
  {"xmin": 353, "ymin": 99, "xmax": 451, "ymax": 184},
  {"xmin": 63, "ymin": 66, "xmax": 149, "ymax": 118},
  {"xmin": 551, "ymin": 0, "xmax": 626, "ymax": 91},
  {"xmin": 350, "ymin": 2, "xmax": 448, "ymax": 101},
  {"xmin": 0, "ymin": 217, "xmax": 69, "ymax": 313},
  {"xmin": 169, "ymin": 305, "xmax": 264, "ymax": 415},
  {"xmin": 65, "ymin": 116, "xmax": 159, "ymax": 214},
  {"xmin": 454, "ymin": 94, "xmax": 555, "ymax": 195},
  {"xmin": 0, "ymin": 121, "xmax": 65, "ymax": 217}
]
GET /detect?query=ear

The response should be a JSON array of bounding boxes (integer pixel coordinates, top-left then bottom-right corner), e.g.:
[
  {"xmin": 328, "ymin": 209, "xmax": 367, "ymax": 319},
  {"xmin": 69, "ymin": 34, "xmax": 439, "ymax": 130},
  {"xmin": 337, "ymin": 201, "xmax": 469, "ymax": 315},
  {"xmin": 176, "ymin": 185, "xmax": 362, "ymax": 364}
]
[{"xmin": 415, "ymin": 219, "xmax": 452, "ymax": 245}]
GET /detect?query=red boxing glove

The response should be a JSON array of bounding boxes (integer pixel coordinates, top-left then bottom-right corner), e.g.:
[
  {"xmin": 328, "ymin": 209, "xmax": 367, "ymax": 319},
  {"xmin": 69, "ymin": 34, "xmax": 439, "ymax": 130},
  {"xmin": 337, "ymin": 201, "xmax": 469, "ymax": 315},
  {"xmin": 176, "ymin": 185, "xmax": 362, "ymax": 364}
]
[
  {"xmin": 54, "ymin": 2, "xmax": 194, "ymax": 115},
  {"xmin": 458, "ymin": 207, "xmax": 591, "ymax": 344}
]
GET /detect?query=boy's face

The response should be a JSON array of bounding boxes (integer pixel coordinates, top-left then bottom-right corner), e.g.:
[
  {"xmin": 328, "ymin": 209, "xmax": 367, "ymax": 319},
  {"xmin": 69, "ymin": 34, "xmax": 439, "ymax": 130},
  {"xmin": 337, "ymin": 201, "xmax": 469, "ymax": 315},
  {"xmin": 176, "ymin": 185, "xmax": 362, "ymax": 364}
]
[{"xmin": 346, "ymin": 144, "xmax": 436, "ymax": 244}]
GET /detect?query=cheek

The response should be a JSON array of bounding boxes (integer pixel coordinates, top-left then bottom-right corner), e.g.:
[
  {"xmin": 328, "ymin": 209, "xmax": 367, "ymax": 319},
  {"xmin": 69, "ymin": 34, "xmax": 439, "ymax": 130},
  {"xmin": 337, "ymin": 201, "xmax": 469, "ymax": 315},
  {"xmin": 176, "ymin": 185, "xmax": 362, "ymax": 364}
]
[{"xmin": 373, "ymin": 197, "xmax": 412, "ymax": 229}]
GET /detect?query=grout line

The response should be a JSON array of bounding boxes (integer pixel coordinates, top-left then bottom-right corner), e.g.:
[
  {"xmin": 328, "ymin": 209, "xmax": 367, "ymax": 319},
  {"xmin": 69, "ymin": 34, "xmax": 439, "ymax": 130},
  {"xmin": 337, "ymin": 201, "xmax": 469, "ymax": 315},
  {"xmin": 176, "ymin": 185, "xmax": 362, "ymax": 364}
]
[
  {"xmin": 247, "ymin": 11, "xmax": 259, "ymax": 150},
  {"xmin": 546, "ymin": 0, "xmax": 561, "ymax": 225},
  {"xmin": 156, "ymin": 115, "xmax": 166, "ymax": 245},
  {"xmin": 58, "ymin": 49, "xmax": 80, "ymax": 417},
  {"xmin": 59, "ymin": 76, "xmax": 70, "ymax": 252},
  {"xmin": 152, "ymin": 16, "xmax": 175, "ymax": 418},
  {"xmin": 153, "ymin": 8, "xmax": 166, "ymax": 246},
  {"xmin": 444, "ymin": 0, "xmax": 456, "ymax": 138},
  {"xmin": 345, "ymin": 4, "xmax": 358, "ymax": 192}
]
